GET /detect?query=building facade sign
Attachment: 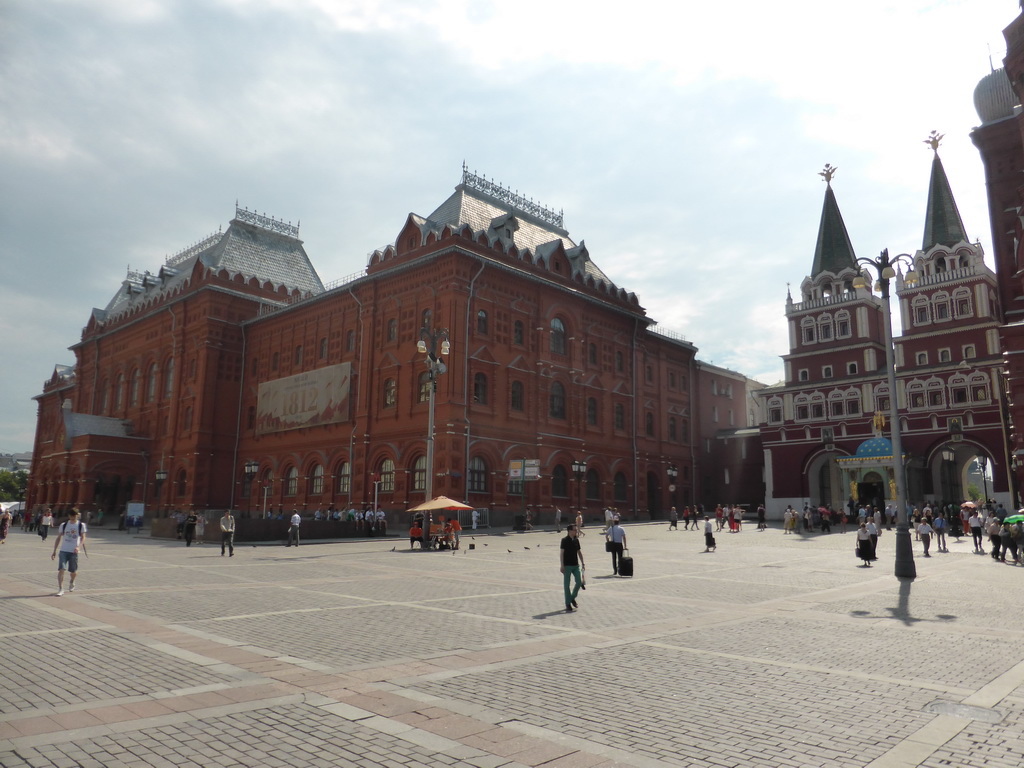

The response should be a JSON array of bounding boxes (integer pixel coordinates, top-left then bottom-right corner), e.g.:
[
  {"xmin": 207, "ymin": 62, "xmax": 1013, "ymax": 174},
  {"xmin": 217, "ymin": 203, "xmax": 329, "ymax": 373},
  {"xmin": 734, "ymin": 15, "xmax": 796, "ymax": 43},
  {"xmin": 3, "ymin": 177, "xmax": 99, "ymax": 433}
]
[{"xmin": 256, "ymin": 362, "xmax": 351, "ymax": 434}]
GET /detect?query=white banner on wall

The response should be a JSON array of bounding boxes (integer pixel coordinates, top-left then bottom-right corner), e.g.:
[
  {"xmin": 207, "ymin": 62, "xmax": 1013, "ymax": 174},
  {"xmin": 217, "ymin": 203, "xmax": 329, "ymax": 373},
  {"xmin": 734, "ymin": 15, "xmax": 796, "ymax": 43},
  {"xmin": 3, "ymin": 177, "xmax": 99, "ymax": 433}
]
[{"xmin": 256, "ymin": 362, "xmax": 352, "ymax": 434}]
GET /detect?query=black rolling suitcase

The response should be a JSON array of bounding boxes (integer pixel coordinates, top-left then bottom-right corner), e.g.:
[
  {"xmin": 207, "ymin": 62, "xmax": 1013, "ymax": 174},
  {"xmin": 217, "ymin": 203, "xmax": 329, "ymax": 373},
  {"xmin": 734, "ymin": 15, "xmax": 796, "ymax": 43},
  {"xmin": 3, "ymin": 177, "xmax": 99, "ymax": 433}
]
[{"xmin": 618, "ymin": 548, "xmax": 634, "ymax": 577}]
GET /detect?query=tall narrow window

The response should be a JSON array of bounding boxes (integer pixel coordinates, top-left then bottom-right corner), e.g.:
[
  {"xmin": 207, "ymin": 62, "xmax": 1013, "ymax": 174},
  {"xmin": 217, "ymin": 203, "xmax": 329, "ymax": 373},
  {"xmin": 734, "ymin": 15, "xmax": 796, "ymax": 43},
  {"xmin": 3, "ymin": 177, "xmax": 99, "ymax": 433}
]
[
  {"xmin": 418, "ymin": 372, "xmax": 431, "ymax": 402},
  {"xmin": 549, "ymin": 381, "xmax": 566, "ymax": 418},
  {"xmin": 511, "ymin": 381, "xmax": 524, "ymax": 411},
  {"xmin": 473, "ymin": 372, "xmax": 488, "ymax": 404},
  {"xmin": 285, "ymin": 466, "xmax": 298, "ymax": 496},
  {"xmin": 383, "ymin": 378, "xmax": 397, "ymax": 408},
  {"xmin": 477, "ymin": 310, "xmax": 488, "ymax": 334},
  {"xmin": 550, "ymin": 318, "xmax": 566, "ymax": 355},
  {"xmin": 310, "ymin": 464, "xmax": 324, "ymax": 495},
  {"xmin": 468, "ymin": 457, "xmax": 487, "ymax": 492},
  {"xmin": 164, "ymin": 358, "xmax": 175, "ymax": 398},
  {"xmin": 380, "ymin": 459, "xmax": 395, "ymax": 492},
  {"xmin": 336, "ymin": 462, "xmax": 351, "ymax": 494},
  {"xmin": 146, "ymin": 363, "xmax": 158, "ymax": 402},
  {"xmin": 586, "ymin": 397, "xmax": 598, "ymax": 426},
  {"xmin": 412, "ymin": 456, "xmax": 426, "ymax": 491}
]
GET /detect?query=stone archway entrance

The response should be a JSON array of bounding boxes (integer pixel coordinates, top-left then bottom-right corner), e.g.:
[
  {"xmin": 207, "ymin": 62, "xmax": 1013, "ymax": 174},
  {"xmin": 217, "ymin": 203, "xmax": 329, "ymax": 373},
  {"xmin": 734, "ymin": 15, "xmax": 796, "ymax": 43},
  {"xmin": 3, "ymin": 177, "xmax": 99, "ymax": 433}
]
[{"xmin": 857, "ymin": 471, "xmax": 886, "ymax": 511}]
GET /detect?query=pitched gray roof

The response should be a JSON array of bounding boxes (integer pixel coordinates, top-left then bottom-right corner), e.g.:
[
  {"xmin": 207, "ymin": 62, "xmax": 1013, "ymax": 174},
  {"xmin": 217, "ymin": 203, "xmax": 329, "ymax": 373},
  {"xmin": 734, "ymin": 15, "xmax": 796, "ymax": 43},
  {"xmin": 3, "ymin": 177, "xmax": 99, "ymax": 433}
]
[
  {"xmin": 423, "ymin": 180, "xmax": 615, "ymax": 285},
  {"xmin": 101, "ymin": 209, "xmax": 323, "ymax": 321}
]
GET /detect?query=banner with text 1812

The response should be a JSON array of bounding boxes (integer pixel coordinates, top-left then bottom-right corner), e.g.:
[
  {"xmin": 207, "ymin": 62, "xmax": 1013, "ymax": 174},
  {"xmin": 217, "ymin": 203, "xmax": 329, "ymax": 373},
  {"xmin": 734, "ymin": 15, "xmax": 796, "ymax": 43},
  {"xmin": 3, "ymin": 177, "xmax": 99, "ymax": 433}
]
[{"xmin": 255, "ymin": 362, "xmax": 352, "ymax": 434}]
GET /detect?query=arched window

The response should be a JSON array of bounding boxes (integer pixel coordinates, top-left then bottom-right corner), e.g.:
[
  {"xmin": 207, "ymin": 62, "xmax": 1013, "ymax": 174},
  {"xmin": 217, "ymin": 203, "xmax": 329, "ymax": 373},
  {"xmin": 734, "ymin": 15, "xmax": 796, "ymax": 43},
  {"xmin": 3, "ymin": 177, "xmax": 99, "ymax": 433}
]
[
  {"xmin": 550, "ymin": 381, "xmax": 566, "ymax": 418},
  {"xmin": 468, "ymin": 456, "xmax": 487, "ymax": 492},
  {"xmin": 100, "ymin": 380, "xmax": 110, "ymax": 415},
  {"xmin": 511, "ymin": 381, "xmax": 524, "ymax": 411},
  {"xmin": 145, "ymin": 363, "xmax": 158, "ymax": 402},
  {"xmin": 383, "ymin": 378, "xmax": 397, "ymax": 408},
  {"xmin": 550, "ymin": 318, "xmax": 566, "ymax": 355},
  {"xmin": 587, "ymin": 397, "xmax": 598, "ymax": 426},
  {"xmin": 380, "ymin": 458, "xmax": 395, "ymax": 492},
  {"xmin": 913, "ymin": 297, "xmax": 930, "ymax": 325},
  {"xmin": 933, "ymin": 292, "xmax": 951, "ymax": 321},
  {"xmin": 818, "ymin": 314, "xmax": 833, "ymax": 341},
  {"xmin": 129, "ymin": 368, "xmax": 141, "ymax": 406},
  {"xmin": 513, "ymin": 320, "xmax": 524, "ymax": 345},
  {"xmin": 163, "ymin": 358, "xmax": 175, "ymax": 398},
  {"xmin": 285, "ymin": 466, "xmax": 299, "ymax": 496},
  {"xmin": 835, "ymin": 311, "xmax": 851, "ymax": 338},
  {"xmin": 585, "ymin": 468, "xmax": 600, "ymax": 500},
  {"xmin": 645, "ymin": 412, "xmax": 654, "ymax": 436},
  {"xmin": 412, "ymin": 456, "xmax": 426, "ymax": 491},
  {"xmin": 615, "ymin": 351, "xmax": 624, "ymax": 372},
  {"xmin": 473, "ymin": 372, "xmax": 488, "ymax": 404},
  {"xmin": 310, "ymin": 464, "xmax": 324, "ymax": 495},
  {"xmin": 418, "ymin": 372, "xmax": 431, "ymax": 402},
  {"xmin": 182, "ymin": 405, "xmax": 193, "ymax": 432},
  {"xmin": 421, "ymin": 309, "xmax": 432, "ymax": 328},
  {"xmin": 668, "ymin": 416, "xmax": 677, "ymax": 440},
  {"xmin": 176, "ymin": 469, "xmax": 187, "ymax": 498},
  {"xmin": 294, "ymin": 345, "xmax": 303, "ymax": 366},
  {"xmin": 476, "ymin": 310, "xmax": 488, "ymax": 334},
  {"xmin": 336, "ymin": 462, "xmax": 351, "ymax": 494},
  {"xmin": 614, "ymin": 403, "xmax": 625, "ymax": 430},
  {"xmin": 551, "ymin": 465, "xmax": 568, "ymax": 497},
  {"xmin": 801, "ymin": 317, "xmax": 816, "ymax": 344},
  {"xmin": 953, "ymin": 288, "xmax": 972, "ymax": 318},
  {"xmin": 614, "ymin": 472, "xmax": 627, "ymax": 502},
  {"xmin": 115, "ymin": 373, "xmax": 125, "ymax": 410},
  {"xmin": 588, "ymin": 343, "xmax": 598, "ymax": 365},
  {"xmin": 386, "ymin": 318, "xmax": 397, "ymax": 342}
]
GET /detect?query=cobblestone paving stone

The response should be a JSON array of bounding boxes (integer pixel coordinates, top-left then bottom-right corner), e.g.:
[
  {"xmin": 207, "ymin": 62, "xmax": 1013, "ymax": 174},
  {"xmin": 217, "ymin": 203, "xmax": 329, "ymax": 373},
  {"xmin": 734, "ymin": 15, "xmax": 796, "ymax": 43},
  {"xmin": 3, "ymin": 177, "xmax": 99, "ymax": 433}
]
[
  {"xmin": 0, "ymin": 628, "xmax": 236, "ymax": 714},
  {"xmin": 2, "ymin": 525, "xmax": 1022, "ymax": 768},
  {"xmin": 317, "ymin": 575, "xmax": 539, "ymax": 602},
  {"xmin": 0, "ymin": 600, "xmax": 91, "ymax": 636},
  {"xmin": 182, "ymin": 603, "xmax": 558, "ymax": 666},
  {"xmin": 657, "ymin": 615, "xmax": 1014, "ymax": 689},
  {"xmin": 429, "ymin": 590, "xmax": 715, "ymax": 631},
  {"xmin": 919, "ymin": 698, "xmax": 1024, "ymax": 768},
  {"xmin": 412, "ymin": 644, "xmax": 938, "ymax": 767},
  {"xmin": 0, "ymin": 701, "xmax": 491, "ymax": 768},
  {"xmin": 83, "ymin": 585, "xmax": 367, "ymax": 622}
]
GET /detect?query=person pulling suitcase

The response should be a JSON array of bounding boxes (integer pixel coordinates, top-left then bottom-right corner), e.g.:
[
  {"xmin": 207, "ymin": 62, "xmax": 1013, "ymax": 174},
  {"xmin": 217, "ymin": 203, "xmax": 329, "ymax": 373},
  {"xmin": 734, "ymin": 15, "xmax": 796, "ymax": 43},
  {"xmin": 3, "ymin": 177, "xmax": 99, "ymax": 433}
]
[{"xmin": 605, "ymin": 517, "xmax": 627, "ymax": 575}]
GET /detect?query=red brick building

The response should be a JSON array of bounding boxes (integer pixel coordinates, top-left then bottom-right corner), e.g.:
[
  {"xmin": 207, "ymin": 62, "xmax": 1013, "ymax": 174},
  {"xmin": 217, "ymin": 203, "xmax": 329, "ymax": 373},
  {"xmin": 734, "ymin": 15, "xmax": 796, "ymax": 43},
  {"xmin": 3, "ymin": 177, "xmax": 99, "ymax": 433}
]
[
  {"xmin": 757, "ymin": 156, "xmax": 1008, "ymax": 516},
  {"xmin": 971, "ymin": 7, "xmax": 1024, "ymax": 507},
  {"xmin": 30, "ymin": 170, "xmax": 699, "ymax": 524}
]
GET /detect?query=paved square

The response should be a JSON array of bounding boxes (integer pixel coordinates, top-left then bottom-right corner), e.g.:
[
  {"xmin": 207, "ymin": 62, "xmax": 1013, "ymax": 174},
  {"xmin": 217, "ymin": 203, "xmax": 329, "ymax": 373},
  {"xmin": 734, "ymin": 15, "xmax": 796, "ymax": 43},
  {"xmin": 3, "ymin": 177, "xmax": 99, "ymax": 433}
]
[{"xmin": 1, "ymin": 522, "xmax": 1022, "ymax": 767}]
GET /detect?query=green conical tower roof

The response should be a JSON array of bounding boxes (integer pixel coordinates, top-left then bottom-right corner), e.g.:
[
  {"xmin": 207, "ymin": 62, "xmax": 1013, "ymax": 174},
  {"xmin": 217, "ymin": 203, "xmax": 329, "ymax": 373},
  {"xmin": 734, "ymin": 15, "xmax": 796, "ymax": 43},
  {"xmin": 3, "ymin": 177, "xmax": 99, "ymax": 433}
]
[
  {"xmin": 922, "ymin": 151, "xmax": 968, "ymax": 250},
  {"xmin": 811, "ymin": 178, "xmax": 857, "ymax": 276}
]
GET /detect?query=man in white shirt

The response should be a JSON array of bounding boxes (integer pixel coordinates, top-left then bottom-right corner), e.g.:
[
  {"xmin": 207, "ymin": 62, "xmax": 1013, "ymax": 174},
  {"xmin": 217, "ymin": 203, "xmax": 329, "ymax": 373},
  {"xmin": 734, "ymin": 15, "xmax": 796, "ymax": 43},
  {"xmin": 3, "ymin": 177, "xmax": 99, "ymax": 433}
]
[
  {"xmin": 917, "ymin": 519, "xmax": 934, "ymax": 557},
  {"xmin": 220, "ymin": 510, "xmax": 236, "ymax": 557},
  {"xmin": 287, "ymin": 510, "xmax": 301, "ymax": 546},
  {"xmin": 51, "ymin": 508, "xmax": 87, "ymax": 596}
]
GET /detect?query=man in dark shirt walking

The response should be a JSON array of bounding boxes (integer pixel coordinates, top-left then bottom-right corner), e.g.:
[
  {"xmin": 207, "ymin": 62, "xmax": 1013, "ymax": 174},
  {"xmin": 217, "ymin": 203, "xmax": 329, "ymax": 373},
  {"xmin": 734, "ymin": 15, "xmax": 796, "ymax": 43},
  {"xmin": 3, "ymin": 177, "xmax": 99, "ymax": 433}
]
[{"xmin": 560, "ymin": 524, "xmax": 585, "ymax": 612}]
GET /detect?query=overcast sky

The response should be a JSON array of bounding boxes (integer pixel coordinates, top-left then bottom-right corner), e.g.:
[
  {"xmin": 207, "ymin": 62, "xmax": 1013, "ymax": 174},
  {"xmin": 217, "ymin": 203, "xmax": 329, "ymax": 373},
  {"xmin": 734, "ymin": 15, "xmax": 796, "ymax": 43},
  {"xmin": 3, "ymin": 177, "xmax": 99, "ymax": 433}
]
[{"xmin": 0, "ymin": 0, "xmax": 1015, "ymax": 452}]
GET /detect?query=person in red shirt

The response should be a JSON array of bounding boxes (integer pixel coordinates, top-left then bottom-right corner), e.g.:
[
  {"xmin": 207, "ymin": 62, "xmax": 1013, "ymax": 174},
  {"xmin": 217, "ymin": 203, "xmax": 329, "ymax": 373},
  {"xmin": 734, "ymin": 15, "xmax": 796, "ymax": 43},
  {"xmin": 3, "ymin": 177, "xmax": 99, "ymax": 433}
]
[
  {"xmin": 409, "ymin": 523, "xmax": 424, "ymax": 550},
  {"xmin": 450, "ymin": 516, "xmax": 462, "ymax": 549}
]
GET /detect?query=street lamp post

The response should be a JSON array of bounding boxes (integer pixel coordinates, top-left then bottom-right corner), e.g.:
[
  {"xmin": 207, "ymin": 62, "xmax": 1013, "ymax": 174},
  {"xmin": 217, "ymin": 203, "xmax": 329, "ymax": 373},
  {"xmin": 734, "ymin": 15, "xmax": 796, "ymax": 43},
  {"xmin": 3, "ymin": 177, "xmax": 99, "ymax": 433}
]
[
  {"xmin": 572, "ymin": 459, "xmax": 586, "ymax": 513},
  {"xmin": 154, "ymin": 468, "xmax": 168, "ymax": 517},
  {"xmin": 667, "ymin": 464, "xmax": 678, "ymax": 512},
  {"xmin": 978, "ymin": 455, "xmax": 990, "ymax": 512},
  {"xmin": 418, "ymin": 327, "xmax": 450, "ymax": 502},
  {"xmin": 853, "ymin": 248, "xmax": 917, "ymax": 579},
  {"xmin": 244, "ymin": 460, "xmax": 258, "ymax": 518}
]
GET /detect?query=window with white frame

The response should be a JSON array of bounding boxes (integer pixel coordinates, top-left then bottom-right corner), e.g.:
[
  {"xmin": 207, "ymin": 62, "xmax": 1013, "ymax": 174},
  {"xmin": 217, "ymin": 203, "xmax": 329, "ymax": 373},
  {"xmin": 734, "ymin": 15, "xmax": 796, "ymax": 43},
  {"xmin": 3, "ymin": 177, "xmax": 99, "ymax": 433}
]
[
  {"xmin": 954, "ymin": 288, "xmax": 972, "ymax": 318},
  {"xmin": 938, "ymin": 348, "xmax": 951, "ymax": 363},
  {"xmin": 801, "ymin": 318, "xmax": 816, "ymax": 344},
  {"xmin": 913, "ymin": 298, "xmax": 930, "ymax": 325},
  {"xmin": 963, "ymin": 344, "xmax": 976, "ymax": 359},
  {"xmin": 822, "ymin": 365, "xmax": 833, "ymax": 378},
  {"xmin": 798, "ymin": 369, "xmax": 809, "ymax": 382},
  {"xmin": 933, "ymin": 292, "xmax": 951, "ymax": 321},
  {"xmin": 916, "ymin": 352, "xmax": 928, "ymax": 366},
  {"xmin": 836, "ymin": 311, "xmax": 851, "ymax": 338}
]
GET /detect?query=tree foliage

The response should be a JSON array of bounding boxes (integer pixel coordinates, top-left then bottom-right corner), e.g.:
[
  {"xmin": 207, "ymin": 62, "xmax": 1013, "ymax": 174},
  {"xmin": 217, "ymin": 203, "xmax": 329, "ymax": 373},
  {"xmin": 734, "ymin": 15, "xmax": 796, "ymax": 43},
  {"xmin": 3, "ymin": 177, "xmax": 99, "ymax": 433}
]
[{"xmin": 0, "ymin": 470, "xmax": 28, "ymax": 501}]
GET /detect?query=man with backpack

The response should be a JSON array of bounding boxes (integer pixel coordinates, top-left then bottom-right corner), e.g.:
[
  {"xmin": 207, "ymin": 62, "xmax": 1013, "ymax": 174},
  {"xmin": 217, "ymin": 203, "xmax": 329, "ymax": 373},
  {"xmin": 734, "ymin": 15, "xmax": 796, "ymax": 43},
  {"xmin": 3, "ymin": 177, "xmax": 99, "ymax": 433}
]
[{"xmin": 51, "ymin": 508, "xmax": 87, "ymax": 596}]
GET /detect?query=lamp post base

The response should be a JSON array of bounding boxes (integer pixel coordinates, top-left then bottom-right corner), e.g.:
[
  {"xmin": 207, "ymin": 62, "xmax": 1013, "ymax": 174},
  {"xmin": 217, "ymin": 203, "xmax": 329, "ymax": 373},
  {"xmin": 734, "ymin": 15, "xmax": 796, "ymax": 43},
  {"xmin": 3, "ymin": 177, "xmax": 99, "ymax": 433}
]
[{"xmin": 894, "ymin": 523, "xmax": 917, "ymax": 579}]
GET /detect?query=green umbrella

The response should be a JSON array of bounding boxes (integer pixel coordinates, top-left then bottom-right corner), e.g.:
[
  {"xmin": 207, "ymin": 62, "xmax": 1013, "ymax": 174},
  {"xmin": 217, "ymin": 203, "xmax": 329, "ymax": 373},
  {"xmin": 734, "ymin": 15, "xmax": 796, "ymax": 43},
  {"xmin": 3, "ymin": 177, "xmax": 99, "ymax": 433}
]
[{"xmin": 1002, "ymin": 514, "xmax": 1024, "ymax": 524}]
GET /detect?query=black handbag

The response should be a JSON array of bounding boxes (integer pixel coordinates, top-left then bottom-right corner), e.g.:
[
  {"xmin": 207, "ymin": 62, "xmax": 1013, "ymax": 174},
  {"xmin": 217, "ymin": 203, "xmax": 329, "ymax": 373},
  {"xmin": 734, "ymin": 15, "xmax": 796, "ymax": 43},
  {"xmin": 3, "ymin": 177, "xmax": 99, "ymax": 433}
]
[{"xmin": 605, "ymin": 540, "xmax": 612, "ymax": 552}]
